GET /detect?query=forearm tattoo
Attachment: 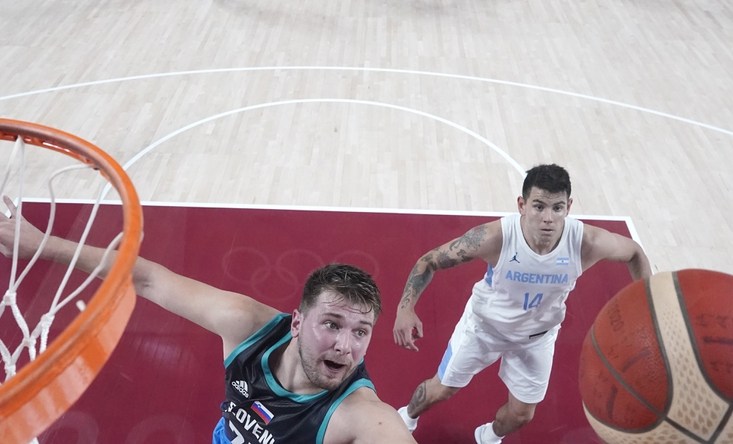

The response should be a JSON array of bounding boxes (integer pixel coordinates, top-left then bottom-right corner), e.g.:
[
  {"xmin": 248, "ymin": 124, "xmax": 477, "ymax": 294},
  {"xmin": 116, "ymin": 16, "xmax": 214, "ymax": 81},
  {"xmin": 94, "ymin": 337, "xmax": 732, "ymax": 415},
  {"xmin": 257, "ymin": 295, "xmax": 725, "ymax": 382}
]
[
  {"xmin": 408, "ymin": 381, "xmax": 427, "ymax": 412},
  {"xmin": 399, "ymin": 225, "xmax": 487, "ymax": 310},
  {"xmin": 399, "ymin": 256, "xmax": 434, "ymax": 309}
]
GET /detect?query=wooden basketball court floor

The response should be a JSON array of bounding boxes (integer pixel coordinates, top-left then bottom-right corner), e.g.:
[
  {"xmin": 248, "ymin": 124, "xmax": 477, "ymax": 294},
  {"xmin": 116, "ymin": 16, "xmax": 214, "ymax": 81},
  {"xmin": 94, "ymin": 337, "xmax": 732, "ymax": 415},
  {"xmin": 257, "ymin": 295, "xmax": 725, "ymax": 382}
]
[{"xmin": 1, "ymin": 1, "xmax": 732, "ymax": 443}]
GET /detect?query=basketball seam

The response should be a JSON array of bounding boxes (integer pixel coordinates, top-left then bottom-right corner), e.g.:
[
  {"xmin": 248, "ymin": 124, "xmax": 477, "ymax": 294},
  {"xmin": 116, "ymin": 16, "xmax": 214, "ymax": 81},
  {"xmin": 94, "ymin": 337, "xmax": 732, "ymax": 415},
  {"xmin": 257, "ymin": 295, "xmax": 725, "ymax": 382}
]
[
  {"xmin": 675, "ymin": 272, "xmax": 733, "ymax": 444},
  {"xmin": 709, "ymin": 406, "xmax": 733, "ymax": 443},
  {"xmin": 674, "ymin": 271, "xmax": 732, "ymax": 404},
  {"xmin": 587, "ymin": 278, "xmax": 709, "ymax": 443},
  {"xmin": 647, "ymin": 272, "xmax": 719, "ymax": 443},
  {"xmin": 644, "ymin": 276, "xmax": 677, "ymax": 416},
  {"xmin": 588, "ymin": 320, "xmax": 665, "ymax": 433}
]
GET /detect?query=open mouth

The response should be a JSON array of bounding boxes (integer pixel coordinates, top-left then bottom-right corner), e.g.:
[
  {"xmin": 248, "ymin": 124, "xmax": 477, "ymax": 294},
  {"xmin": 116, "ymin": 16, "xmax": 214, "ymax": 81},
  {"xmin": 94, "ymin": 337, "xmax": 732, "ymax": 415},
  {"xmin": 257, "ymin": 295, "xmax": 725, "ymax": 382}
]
[{"xmin": 324, "ymin": 360, "xmax": 346, "ymax": 371}]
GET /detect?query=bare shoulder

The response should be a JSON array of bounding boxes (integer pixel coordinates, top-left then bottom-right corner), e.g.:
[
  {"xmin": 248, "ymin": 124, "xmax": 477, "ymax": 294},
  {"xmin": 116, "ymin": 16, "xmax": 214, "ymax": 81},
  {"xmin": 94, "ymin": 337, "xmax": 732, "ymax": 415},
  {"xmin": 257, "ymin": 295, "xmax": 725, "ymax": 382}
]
[
  {"xmin": 440, "ymin": 219, "xmax": 503, "ymax": 264},
  {"xmin": 217, "ymin": 292, "xmax": 282, "ymax": 355},
  {"xmin": 467, "ymin": 219, "xmax": 502, "ymax": 243},
  {"xmin": 465, "ymin": 219, "xmax": 503, "ymax": 263},
  {"xmin": 580, "ymin": 223, "xmax": 643, "ymax": 268},
  {"xmin": 324, "ymin": 388, "xmax": 417, "ymax": 444}
]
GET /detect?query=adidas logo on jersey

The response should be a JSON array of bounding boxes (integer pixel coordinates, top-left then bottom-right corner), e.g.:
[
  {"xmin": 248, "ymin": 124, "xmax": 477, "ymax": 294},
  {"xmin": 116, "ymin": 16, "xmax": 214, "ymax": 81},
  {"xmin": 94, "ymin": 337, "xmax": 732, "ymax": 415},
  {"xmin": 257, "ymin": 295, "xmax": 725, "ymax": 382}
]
[{"xmin": 232, "ymin": 380, "xmax": 250, "ymax": 398}]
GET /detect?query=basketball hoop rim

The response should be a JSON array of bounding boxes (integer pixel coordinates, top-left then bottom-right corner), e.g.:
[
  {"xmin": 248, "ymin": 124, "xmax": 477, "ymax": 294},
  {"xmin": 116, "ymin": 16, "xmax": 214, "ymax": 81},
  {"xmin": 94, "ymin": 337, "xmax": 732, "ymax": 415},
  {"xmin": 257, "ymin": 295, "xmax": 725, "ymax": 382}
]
[{"xmin": 0, "ymin": 118, "xmax": 143, "ymax": 443}]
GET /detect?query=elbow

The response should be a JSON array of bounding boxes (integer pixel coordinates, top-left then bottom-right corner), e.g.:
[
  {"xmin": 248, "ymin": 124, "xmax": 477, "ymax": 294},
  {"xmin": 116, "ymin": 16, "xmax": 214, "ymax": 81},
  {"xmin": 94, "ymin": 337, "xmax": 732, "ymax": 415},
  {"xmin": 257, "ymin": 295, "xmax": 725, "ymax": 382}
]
[{"xmin": 629, "ymin": 252, "xmax": 652, "ymax": 280}]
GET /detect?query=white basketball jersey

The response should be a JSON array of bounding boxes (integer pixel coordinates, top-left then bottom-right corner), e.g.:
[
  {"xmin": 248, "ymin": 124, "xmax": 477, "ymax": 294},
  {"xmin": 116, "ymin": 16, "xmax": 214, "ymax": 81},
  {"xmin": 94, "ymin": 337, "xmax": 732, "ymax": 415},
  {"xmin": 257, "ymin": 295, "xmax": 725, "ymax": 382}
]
[{"xmin": 469, "ymin": 213, "xmax": 584, "ymax": 342}]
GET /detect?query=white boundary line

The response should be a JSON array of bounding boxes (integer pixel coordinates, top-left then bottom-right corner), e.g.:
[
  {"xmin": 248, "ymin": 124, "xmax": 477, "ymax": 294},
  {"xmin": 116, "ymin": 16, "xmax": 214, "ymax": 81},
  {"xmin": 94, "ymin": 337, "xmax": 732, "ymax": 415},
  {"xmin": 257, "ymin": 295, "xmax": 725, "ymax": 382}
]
[
  {"xmin": 119, "ymin": 98, "xmax": 526, "ymax": 177},
  {"xmin": 16, "ymin": 198, "xmax": 645, "ymax": 245},
  {"xmin": 3, "ymin": 65, "xmax": 663, "ymax": 248},
  {"xmin": 2, "ymin": 66, "xmax": 732, "ymax": 137}
]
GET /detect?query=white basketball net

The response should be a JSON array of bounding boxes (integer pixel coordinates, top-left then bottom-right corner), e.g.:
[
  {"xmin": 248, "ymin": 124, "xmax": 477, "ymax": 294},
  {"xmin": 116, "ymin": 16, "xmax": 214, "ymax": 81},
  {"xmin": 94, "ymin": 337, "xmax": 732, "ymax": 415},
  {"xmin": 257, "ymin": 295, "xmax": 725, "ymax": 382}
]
[{"xmin": 0, "ymin": 136, "xmax": 124, "ymax": 441}]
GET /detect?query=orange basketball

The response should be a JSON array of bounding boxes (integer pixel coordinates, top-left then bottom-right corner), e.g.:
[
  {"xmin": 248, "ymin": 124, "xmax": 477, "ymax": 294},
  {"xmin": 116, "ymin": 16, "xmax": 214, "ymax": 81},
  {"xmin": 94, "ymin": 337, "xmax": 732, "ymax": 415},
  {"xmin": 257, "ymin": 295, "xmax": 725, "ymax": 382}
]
[{"xmin": 578, "ymin": 269, "xmax": 733, "ymax": 443}]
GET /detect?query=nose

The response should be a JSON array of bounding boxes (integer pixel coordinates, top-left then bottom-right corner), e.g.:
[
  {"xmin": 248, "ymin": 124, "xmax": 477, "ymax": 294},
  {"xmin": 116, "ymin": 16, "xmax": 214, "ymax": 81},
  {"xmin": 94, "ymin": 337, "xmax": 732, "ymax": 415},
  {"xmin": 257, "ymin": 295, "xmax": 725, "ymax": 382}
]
[
  {"xmin": 334, "ymin": 331, "xmax": 351, "ymax": 354},
  {"xmin": 542, "ymin": 208, "xmax": 553, "ymax": 222}
]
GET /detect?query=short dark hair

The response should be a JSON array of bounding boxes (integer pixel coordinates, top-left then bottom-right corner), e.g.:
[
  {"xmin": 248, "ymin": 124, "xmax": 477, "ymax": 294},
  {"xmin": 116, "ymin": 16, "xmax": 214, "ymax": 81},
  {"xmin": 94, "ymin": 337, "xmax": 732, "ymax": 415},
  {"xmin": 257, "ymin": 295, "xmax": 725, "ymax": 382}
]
[
  {"xmin": 300, "ymin": 264, "xmax": 382, "ymax": 318},
  {"xmin": 522, "ymin": 164, "xmax": 572, "ymax": 200}
]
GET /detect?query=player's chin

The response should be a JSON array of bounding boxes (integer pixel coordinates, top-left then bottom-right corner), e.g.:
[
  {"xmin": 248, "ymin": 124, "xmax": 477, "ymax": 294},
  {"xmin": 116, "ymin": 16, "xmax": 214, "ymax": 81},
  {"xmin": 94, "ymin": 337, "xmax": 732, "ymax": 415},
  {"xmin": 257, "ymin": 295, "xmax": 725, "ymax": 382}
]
[
  {"xmin": 316, "ymin": 375, "xmax": 347, "ymax": 391},
  {"xmin": 319, "ymin": 363, "xmax": 354, "ymax": 388}
]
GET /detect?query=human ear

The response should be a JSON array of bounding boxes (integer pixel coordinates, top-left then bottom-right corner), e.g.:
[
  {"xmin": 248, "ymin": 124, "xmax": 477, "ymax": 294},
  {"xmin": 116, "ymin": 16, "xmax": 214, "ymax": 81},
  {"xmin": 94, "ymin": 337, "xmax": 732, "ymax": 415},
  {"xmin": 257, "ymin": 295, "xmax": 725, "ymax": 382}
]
[
  {"xmin": 517, "ymin": 195, "xmax": 526, "ymax": 213},
  {"xmin": 291, "ymin": 309, "xmax": 302, "ymax": 338}
]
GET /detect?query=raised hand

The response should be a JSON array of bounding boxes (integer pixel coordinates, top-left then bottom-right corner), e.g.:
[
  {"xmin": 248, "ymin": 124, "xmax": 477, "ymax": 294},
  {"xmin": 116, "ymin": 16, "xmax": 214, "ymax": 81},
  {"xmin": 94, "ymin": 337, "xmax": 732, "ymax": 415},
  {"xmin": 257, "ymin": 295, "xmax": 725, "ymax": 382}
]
[
  {"xmin": 0, "ymin": 196, "xmax": 45, "ymax": 259},
  {"xmin": 393, "ymin": 308, "xmax": 424, "ymax": 352}
]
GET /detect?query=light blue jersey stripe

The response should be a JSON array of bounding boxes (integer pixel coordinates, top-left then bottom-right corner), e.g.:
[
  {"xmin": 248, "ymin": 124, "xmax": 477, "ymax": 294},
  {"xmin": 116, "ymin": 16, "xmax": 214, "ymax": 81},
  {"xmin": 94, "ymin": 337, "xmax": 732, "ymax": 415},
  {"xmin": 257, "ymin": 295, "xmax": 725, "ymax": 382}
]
[
  {"xmin": 212, "ymin": 417, "xmax": 229, "ymax": 444},
  {"xmin": 438, "ymin": 343, "xmax": 453, "ymax": 379},
  {"xmin": 484, "ymin": 264, "xmax": 494, "ymax": 285}
]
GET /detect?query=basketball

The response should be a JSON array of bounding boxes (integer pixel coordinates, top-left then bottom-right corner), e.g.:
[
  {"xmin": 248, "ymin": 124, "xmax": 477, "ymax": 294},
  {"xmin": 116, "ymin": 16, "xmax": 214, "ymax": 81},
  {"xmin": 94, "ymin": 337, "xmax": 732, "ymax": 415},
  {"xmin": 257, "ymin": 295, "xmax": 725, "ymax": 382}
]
[{"xmin": 578, "ymin": 269, "xmax": 733, "ymax": 443}]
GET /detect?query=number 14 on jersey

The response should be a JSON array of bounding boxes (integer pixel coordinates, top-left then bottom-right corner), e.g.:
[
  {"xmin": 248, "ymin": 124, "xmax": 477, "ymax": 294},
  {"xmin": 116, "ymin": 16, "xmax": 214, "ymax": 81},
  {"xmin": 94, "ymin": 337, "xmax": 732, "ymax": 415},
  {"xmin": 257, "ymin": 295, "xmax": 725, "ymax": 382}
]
[{"xmin": 523, "ymin": 293, "xmax": 543, "ymax": 310}]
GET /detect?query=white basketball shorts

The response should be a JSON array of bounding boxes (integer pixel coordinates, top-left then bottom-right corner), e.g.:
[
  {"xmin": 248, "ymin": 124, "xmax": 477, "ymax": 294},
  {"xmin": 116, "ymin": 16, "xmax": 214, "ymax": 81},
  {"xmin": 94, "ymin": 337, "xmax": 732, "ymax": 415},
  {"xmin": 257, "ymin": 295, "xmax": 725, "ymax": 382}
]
[{"xmin": 436, "ymin": 301, "xmax": 559, "ymax": 404}]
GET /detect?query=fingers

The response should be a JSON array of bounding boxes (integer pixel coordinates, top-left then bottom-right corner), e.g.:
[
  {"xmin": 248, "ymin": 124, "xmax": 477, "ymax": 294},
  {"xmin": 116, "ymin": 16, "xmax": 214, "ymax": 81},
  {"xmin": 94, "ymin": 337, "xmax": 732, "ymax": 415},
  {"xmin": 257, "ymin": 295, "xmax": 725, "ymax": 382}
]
[
  {"xmin": 408, "ymin": 326, "xmax": 422, "ymax": 351},
  {"xmin": 392, "ymin": 328, "xmax": 408, "ymax": 349},
  {"xmin": 2, "ymin": 195, "xmax": 18, "ymax": 218},
  {"xmin": 393, "ymin": 324, "xmax": 422, "ymax": 352},
  {"xmin": 394, "ymin": 333, "xmax": 415, "ymax": 351},
  {"xmin": 413, "ymin": 323, "xmax": 424, "ymax": 340},
  {"xmin": 404, "ymin": 338, "xmax": 419, "ymax": 352},
  {"xmin": 0, "ymin": 196, "xmax": 28, "ymax": 258},
  {"xmin": 398, "ymin": 332, "xmax": 416, "ymax": 351}
]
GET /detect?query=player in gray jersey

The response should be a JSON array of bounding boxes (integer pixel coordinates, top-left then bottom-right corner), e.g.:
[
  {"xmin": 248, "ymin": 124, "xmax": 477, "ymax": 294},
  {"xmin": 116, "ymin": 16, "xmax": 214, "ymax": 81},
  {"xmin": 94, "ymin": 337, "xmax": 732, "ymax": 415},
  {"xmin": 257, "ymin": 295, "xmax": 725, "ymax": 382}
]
[{"xmin": 392, "ymin": 164, "xmax": 651, "ymax": 443}]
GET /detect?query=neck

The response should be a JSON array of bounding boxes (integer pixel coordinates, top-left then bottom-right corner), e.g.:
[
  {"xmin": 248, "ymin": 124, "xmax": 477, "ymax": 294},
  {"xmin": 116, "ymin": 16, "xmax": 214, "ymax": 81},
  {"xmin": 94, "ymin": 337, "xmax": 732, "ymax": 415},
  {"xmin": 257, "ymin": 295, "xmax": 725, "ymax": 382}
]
[
  {"xmin": 274, "ymin": 340, "xmax": 322, "ymax": 395},
  {"xmin": 520, "ymin": 218, "xmax": 564, "ymax": 255},
  {"xmin": 529, "ymin": 238, "xmax": 559, "ymax": 255}
]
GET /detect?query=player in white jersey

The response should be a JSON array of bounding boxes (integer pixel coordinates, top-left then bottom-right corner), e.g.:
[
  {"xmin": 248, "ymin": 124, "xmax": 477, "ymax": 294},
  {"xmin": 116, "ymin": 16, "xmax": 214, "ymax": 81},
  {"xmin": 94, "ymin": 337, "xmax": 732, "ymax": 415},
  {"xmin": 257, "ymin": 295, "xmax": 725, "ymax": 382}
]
[{"xmin": 392, "ymin": 164, "xmax": 652, "ymax": 443}]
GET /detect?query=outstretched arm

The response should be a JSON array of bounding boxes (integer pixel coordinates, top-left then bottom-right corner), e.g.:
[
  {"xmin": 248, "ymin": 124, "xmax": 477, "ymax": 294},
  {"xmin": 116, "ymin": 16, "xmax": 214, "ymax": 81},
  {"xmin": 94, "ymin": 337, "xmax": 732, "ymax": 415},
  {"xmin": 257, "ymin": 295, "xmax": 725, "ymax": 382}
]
[
  {"xmin": 581, "ymin": 224, "xmax": 652, "ymax": 280},
  {"xmin": 0, "ymin": 197, "xmax": 279, "ymax": 355},
  {"xmin": 392, "ymin": 221, "xmax": 502, "ymax": 351}
]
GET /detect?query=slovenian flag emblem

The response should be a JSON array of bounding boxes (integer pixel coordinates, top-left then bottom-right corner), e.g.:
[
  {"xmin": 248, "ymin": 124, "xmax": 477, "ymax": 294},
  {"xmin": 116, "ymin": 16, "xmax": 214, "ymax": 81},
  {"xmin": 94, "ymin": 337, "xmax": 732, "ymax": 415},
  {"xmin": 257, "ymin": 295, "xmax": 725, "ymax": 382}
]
[
  {"xmin": 556, "ymin": 257, "xmax": 569, "ymax": 265},
  {"xmin": 251, "ymin": 401, "xmax": 274, "ymax": 424}
]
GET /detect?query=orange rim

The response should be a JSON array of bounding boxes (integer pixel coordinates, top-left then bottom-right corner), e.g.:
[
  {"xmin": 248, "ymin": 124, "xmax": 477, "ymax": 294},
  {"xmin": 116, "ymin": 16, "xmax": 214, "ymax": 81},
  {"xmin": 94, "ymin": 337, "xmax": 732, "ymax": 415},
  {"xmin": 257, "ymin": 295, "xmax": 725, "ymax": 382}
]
[{"xmin": 0, "ymin": 118, "xmax": 143, "ymax": 443}]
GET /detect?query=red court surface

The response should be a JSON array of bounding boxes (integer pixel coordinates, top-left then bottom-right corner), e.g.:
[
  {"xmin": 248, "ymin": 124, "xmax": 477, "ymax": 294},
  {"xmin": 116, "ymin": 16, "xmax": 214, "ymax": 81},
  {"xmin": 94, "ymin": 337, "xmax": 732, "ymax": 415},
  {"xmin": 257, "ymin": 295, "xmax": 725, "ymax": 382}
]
[{"xmin": 2, "ymin": 202, "xmax": 635, "ymax": 443}]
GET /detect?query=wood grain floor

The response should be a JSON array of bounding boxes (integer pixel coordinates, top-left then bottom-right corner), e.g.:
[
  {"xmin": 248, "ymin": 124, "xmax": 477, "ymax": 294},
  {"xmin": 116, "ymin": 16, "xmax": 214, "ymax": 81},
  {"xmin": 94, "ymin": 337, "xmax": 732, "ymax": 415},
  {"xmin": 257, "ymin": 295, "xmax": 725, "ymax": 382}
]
[
  {"xmin": 1, "ymin": 2, "xmax": 732, "ymax": 443},
  {"xmin": 1, "ymin": 0, "xmax": 732, "ymax": 273}
]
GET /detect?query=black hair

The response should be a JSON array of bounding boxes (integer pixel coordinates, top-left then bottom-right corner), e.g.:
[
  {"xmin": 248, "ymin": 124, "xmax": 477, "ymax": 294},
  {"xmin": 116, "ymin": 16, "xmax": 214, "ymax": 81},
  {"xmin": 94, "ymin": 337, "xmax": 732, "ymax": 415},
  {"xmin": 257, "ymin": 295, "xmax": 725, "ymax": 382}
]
[{"xmin": 522, "ymin": 164, "xmax": 572, "ymax": 199}]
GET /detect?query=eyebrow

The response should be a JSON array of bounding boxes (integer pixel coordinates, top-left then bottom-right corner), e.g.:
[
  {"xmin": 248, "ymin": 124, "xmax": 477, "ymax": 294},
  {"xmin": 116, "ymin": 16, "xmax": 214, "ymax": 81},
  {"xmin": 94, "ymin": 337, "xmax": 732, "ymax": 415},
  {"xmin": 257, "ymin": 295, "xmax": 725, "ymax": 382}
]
[
  {"xmin": 321, "ymin": 312, "xmax": 374, "ymax": 328},
  {"xmin": 532, "ymin": 198, "xmax": 566, "ymax": 206}
]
